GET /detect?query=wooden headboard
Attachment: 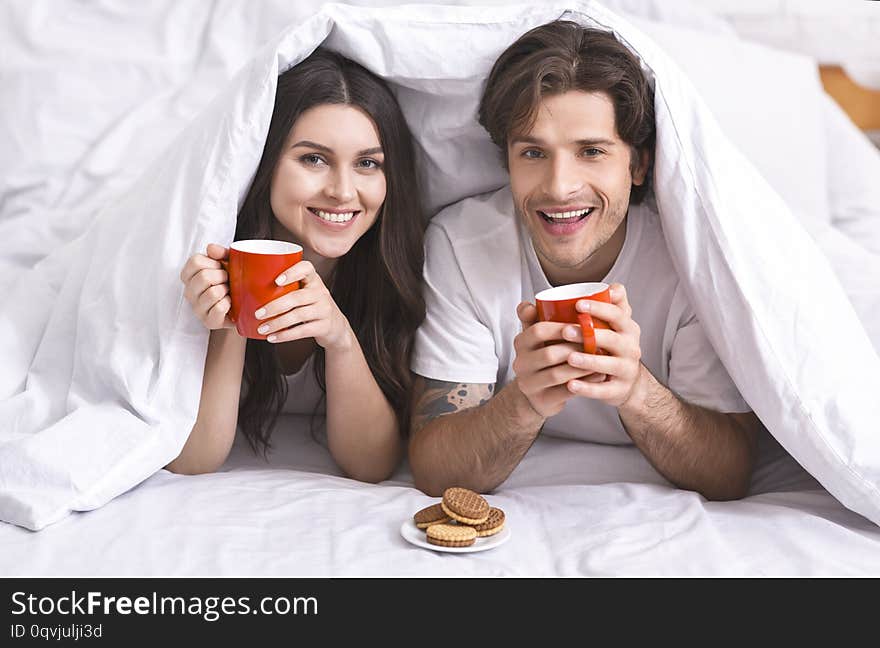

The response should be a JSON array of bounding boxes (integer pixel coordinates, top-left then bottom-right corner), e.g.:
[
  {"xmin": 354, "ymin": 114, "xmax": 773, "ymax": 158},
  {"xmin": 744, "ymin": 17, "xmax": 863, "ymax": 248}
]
[{"xmin": 819, "ymin": 64, "xmax": 880, "ymax": 131}]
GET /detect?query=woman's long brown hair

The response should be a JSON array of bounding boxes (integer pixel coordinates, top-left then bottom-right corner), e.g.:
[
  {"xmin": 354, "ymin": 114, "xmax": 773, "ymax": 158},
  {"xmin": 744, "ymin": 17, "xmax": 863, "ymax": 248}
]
[{"xmin": 234, "ymin": 48, "xmax": 425, "ymax": 454}]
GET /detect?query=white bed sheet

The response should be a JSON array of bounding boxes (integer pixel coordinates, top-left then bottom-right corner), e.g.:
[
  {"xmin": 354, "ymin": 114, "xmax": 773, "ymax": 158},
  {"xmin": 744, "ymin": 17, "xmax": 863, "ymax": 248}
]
[
  {"xmin": 3, "ymin": 415, "xmax": 879, "ymax": 577},
  {"xmin": 2, "ymin": 0, "xmax": 880, "ymax": 576}
]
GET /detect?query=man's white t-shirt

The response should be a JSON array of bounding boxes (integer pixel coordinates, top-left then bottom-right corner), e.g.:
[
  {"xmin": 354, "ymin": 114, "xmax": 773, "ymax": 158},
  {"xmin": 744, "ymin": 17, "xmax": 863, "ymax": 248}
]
[{"xmin": 412, "ymin": 186, "xmax": 750, "ymax": 445}]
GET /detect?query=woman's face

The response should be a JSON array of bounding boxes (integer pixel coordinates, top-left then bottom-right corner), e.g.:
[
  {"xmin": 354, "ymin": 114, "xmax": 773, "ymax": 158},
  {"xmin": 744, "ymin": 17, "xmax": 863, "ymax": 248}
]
[{"xmin": 270, "ymin": 103, "xmax": 386, "ymax": 261}]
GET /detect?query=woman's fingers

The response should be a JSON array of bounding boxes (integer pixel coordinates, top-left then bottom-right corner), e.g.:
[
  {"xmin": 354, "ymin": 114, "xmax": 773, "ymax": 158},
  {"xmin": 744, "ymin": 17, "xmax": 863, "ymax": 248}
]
[
  {"xmin": 205, "ymin": 243, "xmax": 228, "ymax": 261},
  {"xmin": 180, "ymin": 253, "xmax": 222, "ymax": 284},
  {"xmin": 184, "ymin": 268, "xmax": 228, "ymax": 303},
  {"xmin": 205, "ymin": 296, "xmax": 232, "ymax": 329},
  {"xmin": 275, "ymin": 260, "xmax": 318, "ymax": 287},
  {"xmin": 257, "ymin": 303, "xmax": 324, "ymax": 336},
  {"xmin": 266, "ymin": 320, "xmax": 324, "ymax": 344},
  {"xmin": 255, "ymin": 286, "xmax": 323, "ymax": 320},
  {"xmin": 197, "ymin": 283, "xmax": 229, "ymax": 317}
]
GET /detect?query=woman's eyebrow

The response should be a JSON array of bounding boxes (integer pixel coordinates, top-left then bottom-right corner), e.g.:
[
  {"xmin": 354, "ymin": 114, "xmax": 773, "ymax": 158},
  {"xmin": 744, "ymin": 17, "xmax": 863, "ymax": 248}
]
[
  {"xmin": 291, "ymin": 139, "xmax": 332, "ymax": 152},
  {"xmin": 290, "ymin": 140, "xmax": 383, "ymax": 156}
]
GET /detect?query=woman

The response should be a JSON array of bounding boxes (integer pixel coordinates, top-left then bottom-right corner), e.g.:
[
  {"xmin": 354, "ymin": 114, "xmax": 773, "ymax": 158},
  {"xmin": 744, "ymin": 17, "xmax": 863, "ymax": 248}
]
[{"xmin": 168, "ymin": 49, "xmax": 425, "ymax": 482}]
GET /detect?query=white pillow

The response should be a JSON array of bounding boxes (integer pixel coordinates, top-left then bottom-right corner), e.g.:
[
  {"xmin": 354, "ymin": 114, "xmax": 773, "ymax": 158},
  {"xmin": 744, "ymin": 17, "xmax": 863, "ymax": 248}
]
[{"xmin": 628, "ymin": 16, "xmax": 831, "ymax": 230}]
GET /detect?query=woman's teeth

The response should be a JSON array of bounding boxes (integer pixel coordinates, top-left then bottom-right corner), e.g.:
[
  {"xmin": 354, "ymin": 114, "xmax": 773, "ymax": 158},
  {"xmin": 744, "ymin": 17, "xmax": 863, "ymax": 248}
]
[{"xmin": 311, "ymin": 208, "xmax": 356, "ymax": 223}]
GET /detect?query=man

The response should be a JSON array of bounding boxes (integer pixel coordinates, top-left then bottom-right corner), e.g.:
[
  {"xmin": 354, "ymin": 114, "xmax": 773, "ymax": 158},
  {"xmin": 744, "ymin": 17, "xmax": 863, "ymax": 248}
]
[{"xmin": 409, "ymin": 21, "xmax": 762, "ymax": 500}]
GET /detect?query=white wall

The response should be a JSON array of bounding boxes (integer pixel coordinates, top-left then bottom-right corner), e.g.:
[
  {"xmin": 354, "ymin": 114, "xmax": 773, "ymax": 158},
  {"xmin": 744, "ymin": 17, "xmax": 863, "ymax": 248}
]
[{"xmin": 700, "ymin": 0, "xmax": 880, "ymax": 88}]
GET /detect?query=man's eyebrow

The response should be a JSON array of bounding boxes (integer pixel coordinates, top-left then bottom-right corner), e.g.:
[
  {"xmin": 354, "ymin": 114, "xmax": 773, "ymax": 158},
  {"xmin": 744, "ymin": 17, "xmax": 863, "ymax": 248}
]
[
  {"xmin": 575, "ymin": 138, "xmax": 616, "ymax": 147},
  {"xmin": 509, "ymin": 136, "xmax": 617, "ymax": 147},
  {"xmin": 291, "ymin": 140, "xmax": 383, "ymax": 156},
  {"xmin": 509, "ymin": 135, "xmax": 545, "ymax": 146}
]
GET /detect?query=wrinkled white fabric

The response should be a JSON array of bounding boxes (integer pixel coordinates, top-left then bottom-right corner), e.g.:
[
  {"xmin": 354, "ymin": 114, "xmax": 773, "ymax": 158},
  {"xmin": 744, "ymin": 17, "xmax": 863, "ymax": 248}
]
[{"xmin": 0, "ymin": 0, "xmax": 879, "ymax": 543}]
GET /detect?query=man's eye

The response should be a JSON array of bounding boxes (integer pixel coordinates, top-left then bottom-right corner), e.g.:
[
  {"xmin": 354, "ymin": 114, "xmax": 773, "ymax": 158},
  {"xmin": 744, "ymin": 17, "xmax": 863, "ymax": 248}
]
[
  {"xmin": 582, "ymin": 148, "xmax": 603, "ymax": 157},
  {"xmin": 522, "ymin": 149, "xmax": 544, "ymax": 159}
]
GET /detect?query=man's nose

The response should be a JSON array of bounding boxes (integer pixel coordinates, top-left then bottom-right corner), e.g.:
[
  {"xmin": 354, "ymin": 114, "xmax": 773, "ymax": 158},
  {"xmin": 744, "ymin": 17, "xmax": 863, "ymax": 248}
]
[
  {"xmin": 327, "ymin": 167, "xmax": 356, "ymax": 203},
  {"xmin": 545, "ymin": 154, "xmax": 583, "ymax": 202}
]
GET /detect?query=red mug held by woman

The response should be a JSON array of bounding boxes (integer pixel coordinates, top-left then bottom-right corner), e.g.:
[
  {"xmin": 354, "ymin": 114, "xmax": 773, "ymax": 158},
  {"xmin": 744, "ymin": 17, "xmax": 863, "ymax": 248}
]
[
  {"xmin": 535, "ymin": 282, "xmax": 612, "ymax": 354},
  {"xmin": 221, "ymin": 239, "xmax": 303, "ymax": 339}
]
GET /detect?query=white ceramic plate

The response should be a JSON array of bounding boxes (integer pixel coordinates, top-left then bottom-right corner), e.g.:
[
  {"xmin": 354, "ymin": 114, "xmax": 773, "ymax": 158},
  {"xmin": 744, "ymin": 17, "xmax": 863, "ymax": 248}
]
[{"xmin": 400, "ymin": 519, "xmax": 511, "ymax": 553}]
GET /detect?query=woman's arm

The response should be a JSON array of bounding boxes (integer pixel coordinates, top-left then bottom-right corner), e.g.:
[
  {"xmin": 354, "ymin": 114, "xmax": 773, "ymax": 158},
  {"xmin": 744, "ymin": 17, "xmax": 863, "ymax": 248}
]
[
  {"xmin": 166, "ymin": 329, "xmax": 247, "ymax": 475},
  {"xmin": 323, "ymin": 325, "xmax": 401, "ymax": 483},
  {"xmin": 255, "ymin": 260, "xmax": 402, "ymax": 482},
  {"xmin": 167, "ymin": 244, "xmax": 246, "ymax": 475}
]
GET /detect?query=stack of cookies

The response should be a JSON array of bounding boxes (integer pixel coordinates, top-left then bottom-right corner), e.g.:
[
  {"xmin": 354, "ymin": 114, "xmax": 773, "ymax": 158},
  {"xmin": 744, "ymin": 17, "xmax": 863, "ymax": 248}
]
[{"xmin": 413, "ymin": 487, "xmax": 506, "ymax": 548}]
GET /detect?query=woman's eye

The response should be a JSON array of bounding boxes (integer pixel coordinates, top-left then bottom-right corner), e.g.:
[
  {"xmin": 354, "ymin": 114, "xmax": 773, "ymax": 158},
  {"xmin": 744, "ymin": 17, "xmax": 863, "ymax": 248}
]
[
  {"xmin": 522, "ymin": 149, "xmax": 544, "ymax": 159},
  {"xmin": 301, "ymin": 153, "xmax": 326, "ymax": 166},
  {"xmin": 357, "ymin": 158, "xmax": 381, "ymax": 170}
]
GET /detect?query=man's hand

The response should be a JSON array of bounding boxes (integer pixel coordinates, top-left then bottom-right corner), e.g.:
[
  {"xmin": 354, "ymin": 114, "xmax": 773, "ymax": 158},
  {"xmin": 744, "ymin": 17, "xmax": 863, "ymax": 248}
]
[
  {"xmin": 512, "ymin": 301, "xmax": 603, "ymax": 418},
  {"xmin": 561, "ymin": 283, "xmax": 644, "ymax": 408}
]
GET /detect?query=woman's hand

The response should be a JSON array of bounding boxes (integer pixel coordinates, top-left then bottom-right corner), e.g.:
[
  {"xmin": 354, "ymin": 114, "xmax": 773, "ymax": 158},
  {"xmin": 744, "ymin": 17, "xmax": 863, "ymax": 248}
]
[
  {"xmin": 254, "ymin": 260, "xmax": 354, "ymax": 351},
  {"xmin": 180, "ymin": 243, "xmax": 235, "ymax": 331}
]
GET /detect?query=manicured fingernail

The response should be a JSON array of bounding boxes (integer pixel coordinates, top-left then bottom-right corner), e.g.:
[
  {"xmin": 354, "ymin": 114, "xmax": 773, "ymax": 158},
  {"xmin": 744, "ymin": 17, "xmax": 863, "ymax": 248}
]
[
  {"xmin": 254, "ymin": 308, "xmax": 266, "ymax": 319},
  {"xmin": 577, "ymin": 300, "xmax": 591, "ymax": 312},
  {"xmin": 275, "ymin": 274, "xmax": 286, "ymax": 286},
  {"xmin": 266, "ymin": 334, "xmax": 277, "ymax": 343},
  {"xmin": 564, "ymin": 326, "xmax": 579, "ymax": 339},
  {"xmin": 257, "ymin": 324, "xmax": 269, "ymax": 334}
]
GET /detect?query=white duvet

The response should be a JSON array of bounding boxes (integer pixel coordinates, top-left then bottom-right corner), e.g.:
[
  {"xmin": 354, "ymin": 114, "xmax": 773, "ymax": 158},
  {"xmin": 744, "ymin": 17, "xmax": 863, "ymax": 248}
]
[{"xmin": 1, "ymin": 0, "xmax": 880, "ymax": 575}]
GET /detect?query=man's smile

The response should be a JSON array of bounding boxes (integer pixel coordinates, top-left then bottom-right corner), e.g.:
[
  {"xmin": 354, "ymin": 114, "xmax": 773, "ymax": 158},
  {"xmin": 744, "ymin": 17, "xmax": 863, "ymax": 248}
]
[{"xmin": 535, "ymin": 205, "xmax": 595, "ymax": 235}]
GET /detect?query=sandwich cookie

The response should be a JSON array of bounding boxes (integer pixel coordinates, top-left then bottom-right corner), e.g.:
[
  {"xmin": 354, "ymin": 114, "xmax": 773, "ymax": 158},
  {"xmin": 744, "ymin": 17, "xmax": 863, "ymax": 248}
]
[
  {"xmin": 413, "ymin": 503, "xmax": 451, "ymax": 529},
  {"xmin": 441, "ymin": 487, "xmax": 490, "ymax": 525},
  {"xmin": 472, "ymin": 507, "xmax": 505, "ymax": 537},
  {"xmin": 426, "ymin": 523, "xmax": 477, "ymax": 548}
]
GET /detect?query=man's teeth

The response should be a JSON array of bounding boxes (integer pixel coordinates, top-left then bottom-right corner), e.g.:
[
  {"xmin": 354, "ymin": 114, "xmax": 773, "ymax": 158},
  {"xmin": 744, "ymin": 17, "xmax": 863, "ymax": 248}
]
[
  {"xmin": 313, "ymin": 209, "xmax": 356, "ymax": 223},
  {"xmin": 542, "ymin": 208, "xmax": 592, "ymax": 220}
]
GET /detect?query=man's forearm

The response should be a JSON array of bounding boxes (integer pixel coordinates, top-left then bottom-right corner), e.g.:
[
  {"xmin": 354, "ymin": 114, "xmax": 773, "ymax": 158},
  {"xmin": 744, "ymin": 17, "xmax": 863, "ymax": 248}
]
[
  {"xmin": 409, "ymin": 380, "xmax": 544, "ymax": 496},
  {"xmin": 618, "ymin": 364, "xmax": 757, "ymax": 500}
]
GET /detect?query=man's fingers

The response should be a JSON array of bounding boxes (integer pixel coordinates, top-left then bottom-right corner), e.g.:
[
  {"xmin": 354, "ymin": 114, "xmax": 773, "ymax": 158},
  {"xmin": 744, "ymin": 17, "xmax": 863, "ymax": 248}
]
[
  {"xmin": 594, "ymin": 328, "xmax": 638, "ymax": 358},
  {"xmin": 567, "ymin": 378, "xmax": 620, "ymax": 400},
  {"xmin": 566, "ymin": 351, "xmax": 623, "ymax": 377},
  {"xmin": 576, "ymin": 299, "xmax": 629, "ymax": 333},
  {"xmin": 525, "ymin": 363, "xmax": 595, "ymax": 391},
  {"xmin": 517, "ymin": 301, "xmax": 539, "ymax": 328},
  {"xmin": 537, "ymin": 342, "xmax": 584, "ymax": 368}
]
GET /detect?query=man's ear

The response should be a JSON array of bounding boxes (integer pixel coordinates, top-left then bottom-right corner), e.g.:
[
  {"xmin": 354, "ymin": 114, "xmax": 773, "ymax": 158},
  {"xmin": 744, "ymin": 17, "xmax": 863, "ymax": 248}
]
[{"xmin": 631, "ymin": 147, "xmax": 650, "ymax": 186}]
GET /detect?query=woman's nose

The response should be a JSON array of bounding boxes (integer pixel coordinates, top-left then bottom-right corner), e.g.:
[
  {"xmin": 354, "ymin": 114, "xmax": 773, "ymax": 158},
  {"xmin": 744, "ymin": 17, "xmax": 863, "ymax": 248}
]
[{"xmin": 327, "ymin": 168, "xmax": 356, "ymax": 203}]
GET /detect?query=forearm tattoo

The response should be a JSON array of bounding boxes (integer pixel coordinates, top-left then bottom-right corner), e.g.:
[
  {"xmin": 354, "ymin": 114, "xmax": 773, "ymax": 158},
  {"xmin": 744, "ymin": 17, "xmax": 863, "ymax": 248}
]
[{"xmin": 411, "ymin": 377, "xmax": 495, "ymax": 435}]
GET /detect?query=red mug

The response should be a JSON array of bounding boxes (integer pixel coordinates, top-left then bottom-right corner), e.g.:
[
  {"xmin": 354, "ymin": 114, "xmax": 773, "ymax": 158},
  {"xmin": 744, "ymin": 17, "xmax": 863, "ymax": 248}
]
[
  {"xmin": 221, "ymin": 239, "xmax": 303, "ymax": 340},
  {"xmin": 535, "ymin": 282, "xmax": 612, "ymax": 354}
]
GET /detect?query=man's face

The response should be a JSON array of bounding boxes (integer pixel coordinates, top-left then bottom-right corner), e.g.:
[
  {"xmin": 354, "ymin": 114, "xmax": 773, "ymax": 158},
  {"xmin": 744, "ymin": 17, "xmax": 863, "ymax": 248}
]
[{"xmin": 508, "ymin": 90, "xmax": 648, "ymax": 280}]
